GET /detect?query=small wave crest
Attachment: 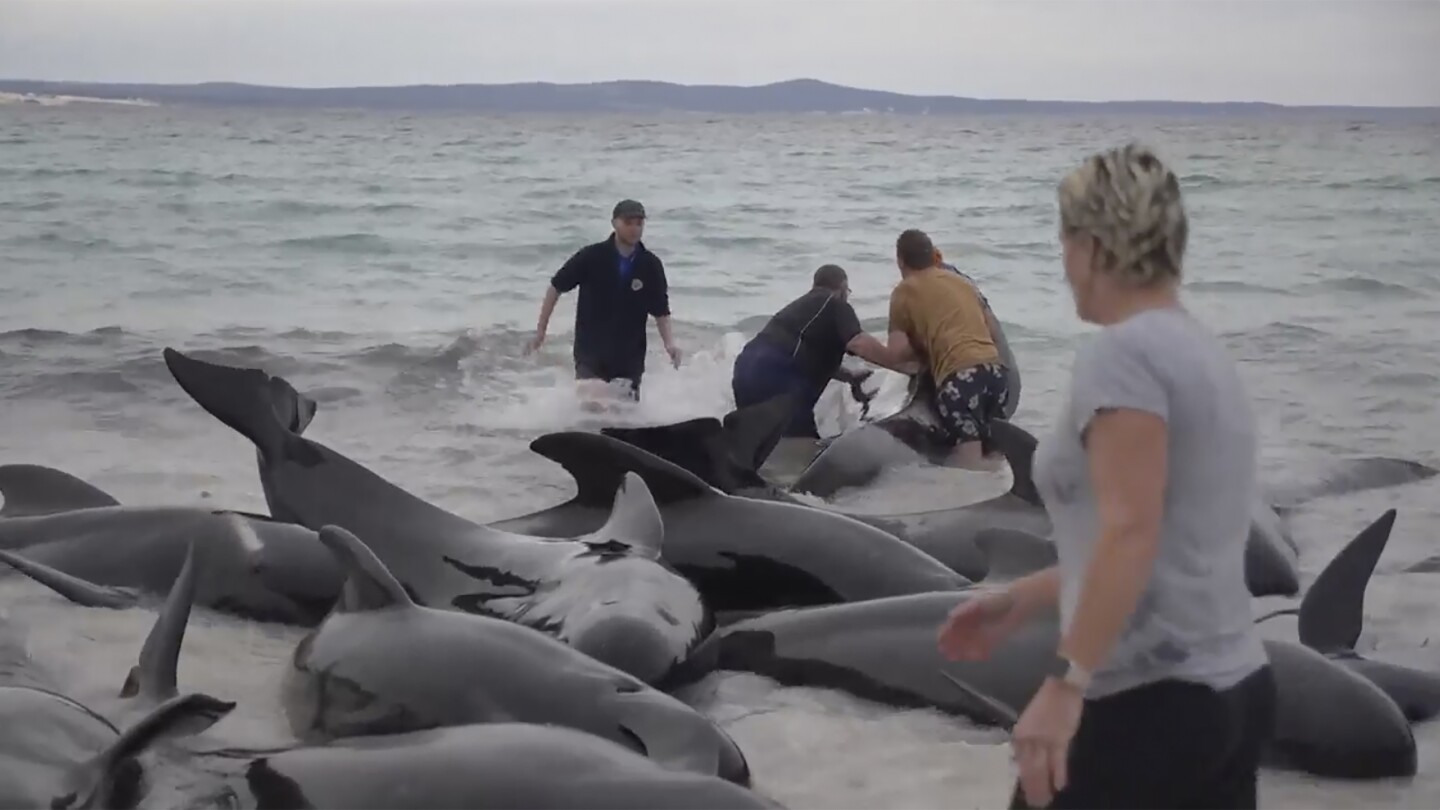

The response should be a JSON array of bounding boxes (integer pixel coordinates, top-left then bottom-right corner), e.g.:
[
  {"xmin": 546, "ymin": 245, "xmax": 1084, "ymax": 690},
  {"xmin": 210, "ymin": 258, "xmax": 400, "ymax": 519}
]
[{"xmin": 1303, "ymin": 276, "xmax": 1420, "ymax": 298}]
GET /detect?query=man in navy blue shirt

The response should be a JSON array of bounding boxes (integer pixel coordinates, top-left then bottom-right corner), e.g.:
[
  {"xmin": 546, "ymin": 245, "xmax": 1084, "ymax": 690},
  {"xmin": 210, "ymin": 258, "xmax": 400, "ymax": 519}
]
[{"xmin": 526, "ymin": 199, "xmax": 681, "ymax": 401}]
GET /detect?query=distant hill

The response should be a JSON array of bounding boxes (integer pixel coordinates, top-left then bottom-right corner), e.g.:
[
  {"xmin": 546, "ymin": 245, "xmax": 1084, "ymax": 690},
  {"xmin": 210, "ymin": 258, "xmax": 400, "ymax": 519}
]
[{"xmin": 0, "ymin": 78, "xmax": 1434, "ymax": 120}]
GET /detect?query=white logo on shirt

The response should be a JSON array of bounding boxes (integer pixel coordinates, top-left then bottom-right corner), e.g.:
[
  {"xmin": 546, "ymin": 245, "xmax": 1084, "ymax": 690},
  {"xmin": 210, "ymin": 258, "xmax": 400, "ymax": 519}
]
[{"xmin": 631, "ymin": 278, "xmax": 644, "ymax": 291}]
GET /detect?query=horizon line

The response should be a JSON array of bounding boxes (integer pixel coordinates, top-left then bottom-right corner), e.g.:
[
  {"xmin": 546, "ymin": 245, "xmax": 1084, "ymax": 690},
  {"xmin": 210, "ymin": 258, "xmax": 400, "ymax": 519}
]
[{"xmin": 3, "ymin": 76, "xmax": 1436, "ymax": 111}]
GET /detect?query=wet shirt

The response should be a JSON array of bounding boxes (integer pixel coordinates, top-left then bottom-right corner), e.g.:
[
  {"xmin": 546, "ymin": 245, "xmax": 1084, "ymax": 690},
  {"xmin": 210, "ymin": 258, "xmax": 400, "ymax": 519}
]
[
  {"xmin": 551, "ymin": 234, "xmax": 669, "ymax": 375},
  {"xmin": 887, "ymin": 267, "xmax": 999, "ymax": 383},
  {"xmin": 1034, "ymin": 307, "xmax": 1269, "ymax": 698},
  {"xmin": 754, "ymin": 288, "xmax": 864, "ymax": 391}
]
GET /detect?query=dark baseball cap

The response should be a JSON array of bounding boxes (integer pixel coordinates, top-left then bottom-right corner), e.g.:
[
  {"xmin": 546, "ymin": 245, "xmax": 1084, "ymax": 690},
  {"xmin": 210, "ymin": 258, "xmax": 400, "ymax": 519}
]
[{"xmin": 612, "ymin": 199, "xmax": 646, "ymax": 219}]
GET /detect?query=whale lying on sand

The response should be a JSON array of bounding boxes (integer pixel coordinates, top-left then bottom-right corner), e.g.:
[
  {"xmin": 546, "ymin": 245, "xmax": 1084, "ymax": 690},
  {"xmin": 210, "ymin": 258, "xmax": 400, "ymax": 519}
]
[
  {"xmin": 0, "ymin": 464, "xmax": 342, "ymax": 625},
  {"xmin": 283, "ymin": 524, "xmax": 752, "ymax": 786},
  {"xmin": 600, "ymin": 397, "xmax": 1303, "ymax": 597},
  {"xmin": 668, "ymin": 510, "xmax": 1420, "ymax": 781},
  {"xmin": 1, "ymin": 539, "xmax": 237, "ymax": 808},
  {"xmin": 196, "ymin": 723, "xmax": 783, "ymax": 810},
  {"xmin": 163, "ymin": 346, "xmax": 709, "ymax": 686},
  {"xmin": 785, "ymin": 373, "xmax": 1438, "ymax": 504},
  {"xmin": 1256, "ymin": 508, "xmax": 1440, "ymax": 724},
  {"xmin": 491, "ymin": 428, "xmax": 972, "ymax": 612}
]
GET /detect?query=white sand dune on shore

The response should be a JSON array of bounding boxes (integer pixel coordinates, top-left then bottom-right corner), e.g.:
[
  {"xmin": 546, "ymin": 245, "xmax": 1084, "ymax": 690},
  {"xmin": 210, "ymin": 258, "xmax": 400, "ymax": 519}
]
[{"xmin": 0, "ymin": 91, "xmax": 159, "ymax": 107}]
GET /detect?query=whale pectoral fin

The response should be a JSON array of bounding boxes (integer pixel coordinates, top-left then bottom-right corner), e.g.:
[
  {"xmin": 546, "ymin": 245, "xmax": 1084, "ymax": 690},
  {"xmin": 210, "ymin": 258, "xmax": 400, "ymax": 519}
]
[
  {"xmin": 0, "ymin": 464, "xmax": 121, "ymax": 517},
  {"xmin": 722, "ymin": 391, "xmax": 800, "ymax": 476},
  {"xmin": 610, "ymin": 692, "xmax": 720, "ymax": 777},
  {"xmin": 57, "ymin": 692, "xmax": 236, "ymax": 810},
  {"xmin": 316, "ymin": 525, "xmax": 416, "ymax": 612},
  {"xmin": 0, "ymin": 548, "xmax": 140, "ymax": 608},
  {"xmin": 1297, "ymin": 509, "xmax": 1397, "ymax": 654},
  {"xmin": 988, "ymin": 420, "xmax": 1041, "ymax": 507},
  {"xmin": 121, "ymin": 538, "xmax": 201, "ymax": 705},
  {"xmin": 938, "ymin": 670, "xmax": 1019, "ymax": 729},
  {"xmin": 586, "ymin": 471, "xmax": 665, "ymax": 557},
  {"xmin": 530, "ymin": 431, "xmax": 716, "ymax": 508}
]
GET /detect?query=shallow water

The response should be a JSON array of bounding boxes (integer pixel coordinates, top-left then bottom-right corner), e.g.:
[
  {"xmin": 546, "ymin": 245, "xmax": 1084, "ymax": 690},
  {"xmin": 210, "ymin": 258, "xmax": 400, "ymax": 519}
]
[{"xmin": 1, "ymin": 104, "xmax": 1439, "ymax": 807}]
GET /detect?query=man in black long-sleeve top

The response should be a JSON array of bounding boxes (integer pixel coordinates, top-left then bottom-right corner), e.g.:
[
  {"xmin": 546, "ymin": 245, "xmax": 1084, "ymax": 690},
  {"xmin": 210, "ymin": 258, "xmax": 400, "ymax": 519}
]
[{"xmin": 527, "ymin": 199, "xmax": 681, "ymax": 400}]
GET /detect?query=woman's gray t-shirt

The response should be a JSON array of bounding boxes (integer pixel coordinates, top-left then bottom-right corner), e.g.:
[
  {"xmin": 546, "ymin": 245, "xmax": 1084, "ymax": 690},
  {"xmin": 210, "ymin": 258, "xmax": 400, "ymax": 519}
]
[{"xmin": 1033, "ymin": 307, "xmax": 1269, "ymax": 699}]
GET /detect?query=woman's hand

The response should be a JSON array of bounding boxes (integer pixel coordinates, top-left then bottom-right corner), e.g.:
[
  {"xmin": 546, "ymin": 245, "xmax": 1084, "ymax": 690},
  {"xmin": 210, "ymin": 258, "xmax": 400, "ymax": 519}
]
[
  {"xmin": 937, "ymin": 587, "xmax": 1029, "ymax": 661},
  {"xmin": 1012, "ymin": 678, "xmax": 1085, "ymax": 807}
]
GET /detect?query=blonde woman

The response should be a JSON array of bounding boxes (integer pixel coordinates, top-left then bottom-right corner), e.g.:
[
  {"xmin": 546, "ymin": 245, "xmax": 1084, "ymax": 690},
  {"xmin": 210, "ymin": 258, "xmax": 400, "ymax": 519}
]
[{"xmin": 938, "ymin": 143, "xmax": 1275, "ymax": 809}]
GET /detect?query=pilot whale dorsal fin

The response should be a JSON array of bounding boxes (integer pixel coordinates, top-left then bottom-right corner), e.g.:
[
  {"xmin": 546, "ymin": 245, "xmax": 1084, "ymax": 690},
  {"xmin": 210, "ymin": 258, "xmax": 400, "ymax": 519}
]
[
  {"xmin": 1297, "ymin": 508, "xmax": 1397, "ymax": 654},
  {"xmin": 586, "ymin": 471, "xmax": 664, "ymax": 557},
  {"xmin": 120, "ymin": 539, "xmax": 200, "ymax": 704},
  {"xmin": 988, "ymin": 420, "xmax": 1041, "ymax": 506},
  {"xmin": 599, "ymin": 397, "xmax": 792, "ymax": 493},
  {"xmin": 529, "ymin": 431, "xmax": 717, "ymax": 508},
  {"xmin": 0, "ymin": 464, "xmax": 121, "ymax": 517},
  {"xmin": 0, "ymin": 548, "xmax": 141, "ymax": 608},
  {"xmin": 58, "ymin": 692, "xmax": 236, "ymax": 810},
  {"xmin": 317, "ymin": 525, "xmax": 416, "ymax": 612},
  {"xmin": 601, "ymin": 417, "xmax": 732, "ymax": 490}
]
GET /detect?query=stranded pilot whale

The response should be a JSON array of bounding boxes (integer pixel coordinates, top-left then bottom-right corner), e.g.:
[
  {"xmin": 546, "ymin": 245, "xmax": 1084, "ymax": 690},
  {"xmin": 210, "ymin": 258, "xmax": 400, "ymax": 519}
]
[
  {"xmin": 203, "ymin": 724, "xmax": 782, "ymax": 809},
  {"xmin": 1, "ymin": 538, "xmax": 238, "ymax": 808},
  {"xmin": 1256, "ymin": 508, "xmax": 1440, "ymax": 724},
  {"xmin": 786, "ymin": 370, "xmax": 1437, "ymax": 504},
  {"xmin": 283, "ymin": 524, "xmax": 752, "ymax": 786},
  {"xmin": 672, "ymin": 510, "xmax": 1420, "ymax": 781},
  {"xmin": 600, "ymin": 396, "xmax": 1301, "ymax": 597},
  {"xmin": 0, "ymin": 464, "xmax": 342, "ymax": 625},
  {"xmin": 161, "ymin": 350, "xmax": 970, "ymax": 615},
  {"xmin": 163, "ymin": 346, "xmax": 708, "ymax": 686},
  {"xmin": 489, "ymin": 428, "xmax": 972, "ymax": 613}
]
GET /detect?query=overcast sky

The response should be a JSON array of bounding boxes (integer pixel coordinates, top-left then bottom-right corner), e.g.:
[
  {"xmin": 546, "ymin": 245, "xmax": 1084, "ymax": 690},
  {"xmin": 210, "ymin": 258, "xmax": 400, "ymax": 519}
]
[{"xmin": 2, "ymin": 0, "xmax": 1437, "ymax": 107}]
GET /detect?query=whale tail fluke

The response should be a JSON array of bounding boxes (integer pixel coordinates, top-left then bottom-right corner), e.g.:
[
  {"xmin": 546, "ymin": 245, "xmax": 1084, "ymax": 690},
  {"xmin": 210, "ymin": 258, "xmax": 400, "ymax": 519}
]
[
  {"xmin": 163, "ymin": 347, "xmax": 321, "ymax": 467},
  {"xmin": 58, "ymin": 692, "xmax": 236, "ymax": 810}
]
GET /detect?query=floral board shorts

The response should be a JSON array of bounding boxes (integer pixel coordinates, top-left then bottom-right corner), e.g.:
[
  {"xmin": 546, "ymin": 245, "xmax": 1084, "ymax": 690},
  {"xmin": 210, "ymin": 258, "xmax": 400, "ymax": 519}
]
[{"xmin": 935, "ymin": 362, "xmax": 1011, "ymax": 445}]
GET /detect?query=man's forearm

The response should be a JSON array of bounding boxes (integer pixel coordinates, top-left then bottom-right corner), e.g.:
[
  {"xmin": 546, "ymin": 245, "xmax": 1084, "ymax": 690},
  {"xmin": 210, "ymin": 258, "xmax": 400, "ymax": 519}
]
[
  {"xmin": 848, "ymin": 334, "xmax": 917, "ymax": 375},
  {"xmin": 535, "ymin": 285, "xmax": 559, "ymax": 332},
  {"xmin": 656, "ymin": 315, "xmax": 675, "ymax": 349}
]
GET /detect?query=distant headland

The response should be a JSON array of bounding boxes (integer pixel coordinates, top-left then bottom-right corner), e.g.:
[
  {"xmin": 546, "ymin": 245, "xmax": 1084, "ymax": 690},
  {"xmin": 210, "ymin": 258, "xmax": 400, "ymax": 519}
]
[{"xmin": 0, "ymin": 78, "xmax": 1434, "ymax": 120}]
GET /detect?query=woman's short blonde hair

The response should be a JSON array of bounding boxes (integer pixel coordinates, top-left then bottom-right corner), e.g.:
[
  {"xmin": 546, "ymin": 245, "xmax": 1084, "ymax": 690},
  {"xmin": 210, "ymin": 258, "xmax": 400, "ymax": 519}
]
[{"xmin": 1058, "ymin": 143, "xmax": 1188, "ymax": 286}]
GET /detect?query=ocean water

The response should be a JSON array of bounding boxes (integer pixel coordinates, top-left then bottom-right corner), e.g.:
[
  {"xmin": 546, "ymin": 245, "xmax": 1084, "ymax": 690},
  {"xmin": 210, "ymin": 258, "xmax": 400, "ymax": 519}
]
[{"xmin": 1, "ymin": 104, "xmax": 1439, "ymax": 808}]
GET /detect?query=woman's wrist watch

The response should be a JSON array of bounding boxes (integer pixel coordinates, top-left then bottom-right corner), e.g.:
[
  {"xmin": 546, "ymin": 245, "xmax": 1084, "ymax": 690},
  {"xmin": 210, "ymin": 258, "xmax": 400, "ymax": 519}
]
[{"xmin": 1047, "ymin": 653, "xmax": 1093, "ymax": 692}]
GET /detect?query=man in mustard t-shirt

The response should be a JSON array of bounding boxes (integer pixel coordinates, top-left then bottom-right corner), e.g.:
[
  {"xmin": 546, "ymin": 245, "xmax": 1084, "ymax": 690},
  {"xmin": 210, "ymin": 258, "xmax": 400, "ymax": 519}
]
[{"xmin": 883, "ymin": 228, "xmax": 1011, "ymax": 470}]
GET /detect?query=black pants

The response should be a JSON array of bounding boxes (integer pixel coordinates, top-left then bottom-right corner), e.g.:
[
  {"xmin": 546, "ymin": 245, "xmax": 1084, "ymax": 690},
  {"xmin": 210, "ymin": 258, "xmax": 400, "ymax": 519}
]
[
  {"xmin": 731, "ymin": 339, "xmax": 823, "ymax": 439},
  {"xmin": 1009, "ymin": 666, "xmax": 1276, "ymax": 810},
  {"xmin": 575, "ymin": 357, "xmax": 642, "ymax": 401}
]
